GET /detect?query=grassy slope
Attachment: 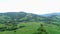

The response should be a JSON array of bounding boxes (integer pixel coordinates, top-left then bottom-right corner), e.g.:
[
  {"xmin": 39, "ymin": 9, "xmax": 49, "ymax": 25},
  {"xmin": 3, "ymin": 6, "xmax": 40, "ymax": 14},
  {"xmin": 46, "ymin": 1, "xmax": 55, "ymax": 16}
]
[{"xmin": 0, "ymin": 22, "xmax": 60, "ymax": 34}]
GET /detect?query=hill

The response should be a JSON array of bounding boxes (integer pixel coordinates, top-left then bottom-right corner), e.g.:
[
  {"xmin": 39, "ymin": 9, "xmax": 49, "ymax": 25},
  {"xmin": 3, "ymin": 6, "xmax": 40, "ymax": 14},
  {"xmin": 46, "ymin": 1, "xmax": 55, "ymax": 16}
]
[
  {"xmin": 0, "ymin": 12, "xmax": 50, "ymax": 24},
  {"xmin": 0, "ymin": 12, "xmax": 60, "ymax": 34}
]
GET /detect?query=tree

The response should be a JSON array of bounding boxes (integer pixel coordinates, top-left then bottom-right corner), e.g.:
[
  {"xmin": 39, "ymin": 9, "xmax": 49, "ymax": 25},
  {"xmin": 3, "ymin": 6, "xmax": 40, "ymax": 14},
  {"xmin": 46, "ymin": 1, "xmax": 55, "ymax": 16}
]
[{"xmin": 35, "ymin": 24, "xmax": 48, "ymax": 34}]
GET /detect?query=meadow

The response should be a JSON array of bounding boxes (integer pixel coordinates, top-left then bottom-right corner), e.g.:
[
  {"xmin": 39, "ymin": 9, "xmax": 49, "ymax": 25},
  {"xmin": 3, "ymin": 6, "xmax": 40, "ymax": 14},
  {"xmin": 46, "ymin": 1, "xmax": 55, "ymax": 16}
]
[{"xmin": 0, "ymin": 22, "xmax": 60, "ymax": 34}]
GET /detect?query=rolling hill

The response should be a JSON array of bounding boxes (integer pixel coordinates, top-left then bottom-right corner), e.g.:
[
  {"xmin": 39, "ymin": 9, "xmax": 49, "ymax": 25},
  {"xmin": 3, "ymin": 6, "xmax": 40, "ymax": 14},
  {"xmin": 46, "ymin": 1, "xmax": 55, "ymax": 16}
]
[{"xmin": 0, "ymin": 12, "xmax": 60, "ymax": 34}]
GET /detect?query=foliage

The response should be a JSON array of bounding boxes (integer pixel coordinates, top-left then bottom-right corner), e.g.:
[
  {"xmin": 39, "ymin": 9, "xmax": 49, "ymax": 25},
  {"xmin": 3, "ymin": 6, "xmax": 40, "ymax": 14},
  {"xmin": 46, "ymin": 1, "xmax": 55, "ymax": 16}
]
[{"xmin": 35, "ymin": 24, "xmax": 48, "ymax": 34}]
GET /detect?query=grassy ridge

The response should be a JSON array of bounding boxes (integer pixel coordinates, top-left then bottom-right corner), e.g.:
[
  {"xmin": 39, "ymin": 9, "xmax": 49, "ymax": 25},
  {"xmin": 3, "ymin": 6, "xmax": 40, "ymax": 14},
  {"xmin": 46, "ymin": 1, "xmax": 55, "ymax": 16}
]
[{"xmin": 0, "ymin": 22, "xmax": 60, "ymax": 34}]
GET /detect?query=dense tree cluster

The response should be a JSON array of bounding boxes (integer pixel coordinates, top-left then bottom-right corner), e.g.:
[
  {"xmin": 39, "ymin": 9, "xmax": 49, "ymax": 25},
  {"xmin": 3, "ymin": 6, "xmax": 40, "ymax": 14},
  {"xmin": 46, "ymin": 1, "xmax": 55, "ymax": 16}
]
[{"xmin": 35, "ymin": 24, "xmax": 48, "ymax": 34}]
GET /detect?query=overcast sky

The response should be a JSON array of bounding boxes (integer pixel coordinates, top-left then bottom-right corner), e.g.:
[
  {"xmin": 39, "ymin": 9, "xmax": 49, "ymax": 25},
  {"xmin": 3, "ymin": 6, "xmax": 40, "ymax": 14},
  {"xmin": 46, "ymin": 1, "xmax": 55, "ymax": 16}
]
[{"xmin": 0, "ymin": 0, "xmax": 60, "ymax": 14}]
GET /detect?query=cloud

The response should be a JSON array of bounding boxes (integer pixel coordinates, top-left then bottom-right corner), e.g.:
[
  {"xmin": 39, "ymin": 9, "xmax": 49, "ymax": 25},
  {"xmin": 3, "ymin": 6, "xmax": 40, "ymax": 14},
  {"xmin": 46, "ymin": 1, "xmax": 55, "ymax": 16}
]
[{"xmin": 0, "ymin": 0, "xmax": 60, "ymax": 14}]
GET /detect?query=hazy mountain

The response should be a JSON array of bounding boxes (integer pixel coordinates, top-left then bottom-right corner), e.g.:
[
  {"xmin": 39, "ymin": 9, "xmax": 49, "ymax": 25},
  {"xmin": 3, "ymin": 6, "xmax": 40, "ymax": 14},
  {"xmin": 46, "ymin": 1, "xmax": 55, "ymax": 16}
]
[
  {"xmin": 0, "ymin": 12, "xmax": 60, "ymax": 25},
  {"xmin": 42, "ymin": 12, "xmax": 60, "ymax": 17},
  {"xmin": 0, "ymin": 12, "xmax": 49, "ymax": 24}
]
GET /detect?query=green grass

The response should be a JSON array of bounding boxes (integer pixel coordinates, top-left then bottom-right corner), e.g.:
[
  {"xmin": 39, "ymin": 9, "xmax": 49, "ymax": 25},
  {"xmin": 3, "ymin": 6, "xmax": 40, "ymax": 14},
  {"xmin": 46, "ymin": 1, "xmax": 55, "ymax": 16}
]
[{"xmin": 0, "ymin": 22, "xmax": 60, "ymax": 34}]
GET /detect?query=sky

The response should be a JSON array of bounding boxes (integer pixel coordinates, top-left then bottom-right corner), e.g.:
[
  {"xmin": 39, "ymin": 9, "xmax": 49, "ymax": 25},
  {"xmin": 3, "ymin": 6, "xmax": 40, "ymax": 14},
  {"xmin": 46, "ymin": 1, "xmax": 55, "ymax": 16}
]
[{"xmin": 0, "ymin": 0, "xmax": 60, "ymax": 14}]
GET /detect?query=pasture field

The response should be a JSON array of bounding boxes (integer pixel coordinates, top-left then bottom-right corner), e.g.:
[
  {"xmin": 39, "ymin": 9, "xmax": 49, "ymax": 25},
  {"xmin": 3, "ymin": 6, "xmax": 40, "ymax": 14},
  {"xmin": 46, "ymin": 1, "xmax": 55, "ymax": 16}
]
[{"xmin": 0, "ymin": 22, "xmax": 60, "ymax": 34}]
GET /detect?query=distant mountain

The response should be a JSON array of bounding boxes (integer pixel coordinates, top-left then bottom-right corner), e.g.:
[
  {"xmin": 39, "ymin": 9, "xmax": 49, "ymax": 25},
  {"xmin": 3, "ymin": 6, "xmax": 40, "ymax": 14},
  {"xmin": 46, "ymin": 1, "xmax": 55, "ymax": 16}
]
[
  {"xmin": 0, "ymin": 12, "xmax": 51, "ymax": 25},
  {"xmin": 0, "ymin": 12, "xmax": 60, "ymax": 26},
  {"xmin": 42, "ymin": 12, "xmax": 60, "ymax": 17},
  {"xmin": 42, "ymin": 12, "xmax": 60, "ymax": 25}
]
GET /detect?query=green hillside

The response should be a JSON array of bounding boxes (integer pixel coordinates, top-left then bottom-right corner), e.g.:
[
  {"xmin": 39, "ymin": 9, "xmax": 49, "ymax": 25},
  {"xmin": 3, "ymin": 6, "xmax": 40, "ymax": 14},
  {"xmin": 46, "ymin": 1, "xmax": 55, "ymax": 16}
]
[
  {"xmin": 0, "ymin": 12, "xmax": 60, "ymax": 34},
  {"xmin": 0, "ymin": 22, "xmax": 60, "ymax": 34}
]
